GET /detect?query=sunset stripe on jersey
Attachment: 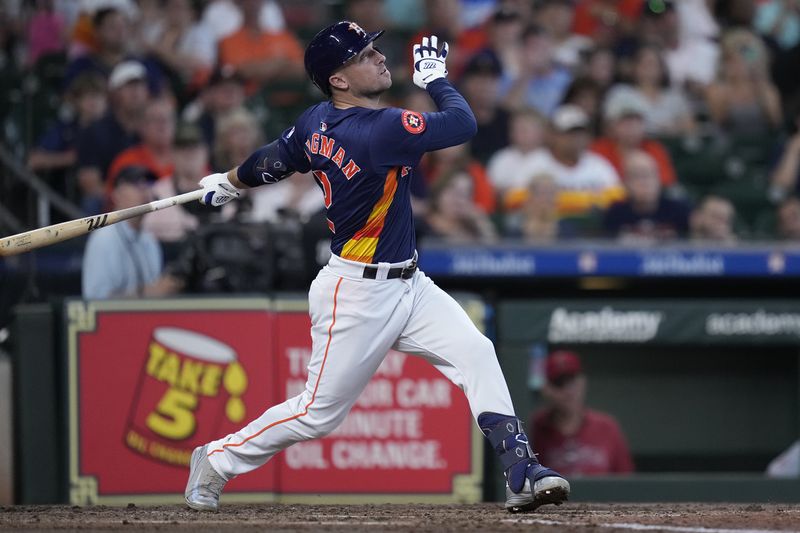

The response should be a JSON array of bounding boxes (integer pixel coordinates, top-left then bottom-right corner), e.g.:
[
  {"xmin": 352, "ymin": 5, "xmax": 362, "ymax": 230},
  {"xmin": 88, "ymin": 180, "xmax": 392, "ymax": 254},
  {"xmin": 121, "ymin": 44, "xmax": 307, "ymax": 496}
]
[{"xmin": 340, "ymin": 167, "xmax": 399, "ymax": 263}]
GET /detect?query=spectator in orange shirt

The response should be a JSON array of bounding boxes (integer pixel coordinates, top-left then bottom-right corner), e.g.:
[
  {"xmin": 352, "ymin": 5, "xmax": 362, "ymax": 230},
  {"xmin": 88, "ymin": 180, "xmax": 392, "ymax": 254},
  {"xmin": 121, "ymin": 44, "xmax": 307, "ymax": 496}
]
[
  {"xmin": 422, "ymin": 142, "xmax": 497, "ymax": 214},
  {"xmin": 425, "ymin": 169, "xmax": 498, "ymax": 243},
  {"xmin": 106, "ymin": 97, "xmax": 176, "ymax": 193},
  {"xmin": 591, "ymin": 90, "xmax": 677, "ymax": 187},
  {"xmin": 217, "ymin": 0, "xmax": 305, "ymax": 95}
]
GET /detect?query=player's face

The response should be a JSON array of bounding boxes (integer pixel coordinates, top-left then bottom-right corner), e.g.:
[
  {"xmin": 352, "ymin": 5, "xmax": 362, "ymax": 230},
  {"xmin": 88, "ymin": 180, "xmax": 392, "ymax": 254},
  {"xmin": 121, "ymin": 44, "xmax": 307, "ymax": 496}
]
[{"xmin": 335, "ymin": 42, "xmax": 392, "ymax": 98}]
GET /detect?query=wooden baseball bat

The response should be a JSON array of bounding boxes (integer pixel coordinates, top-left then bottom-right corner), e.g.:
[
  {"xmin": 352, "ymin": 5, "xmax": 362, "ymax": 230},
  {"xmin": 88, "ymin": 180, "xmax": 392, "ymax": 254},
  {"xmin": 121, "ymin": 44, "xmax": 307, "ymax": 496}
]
[{"xmin": 0, "ymin": 189, "xmax": 205, "ymax": 257}]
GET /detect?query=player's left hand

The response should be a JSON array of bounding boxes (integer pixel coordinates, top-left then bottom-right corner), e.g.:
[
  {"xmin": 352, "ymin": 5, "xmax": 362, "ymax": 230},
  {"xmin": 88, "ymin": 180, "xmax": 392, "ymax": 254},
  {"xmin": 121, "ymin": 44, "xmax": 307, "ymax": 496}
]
[
  {"xmin": 198, "ymin": 172, "xmax": 241, "ymax": 206},
  {"xmin": 413, "ymin": 35, "xmax": 449, "ymax": 90}
]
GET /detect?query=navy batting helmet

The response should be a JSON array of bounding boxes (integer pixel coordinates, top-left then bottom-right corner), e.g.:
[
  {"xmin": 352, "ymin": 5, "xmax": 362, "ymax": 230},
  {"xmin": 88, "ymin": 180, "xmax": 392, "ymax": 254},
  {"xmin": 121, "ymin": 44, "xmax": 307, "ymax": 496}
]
[{"xmin": 304, "ymin": 21, "xmax": 384, "ymax": 96}]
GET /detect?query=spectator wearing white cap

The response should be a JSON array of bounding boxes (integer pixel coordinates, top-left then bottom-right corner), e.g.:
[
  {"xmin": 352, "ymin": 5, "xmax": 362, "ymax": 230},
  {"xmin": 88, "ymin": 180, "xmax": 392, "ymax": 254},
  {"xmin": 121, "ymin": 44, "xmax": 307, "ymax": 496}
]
[
  {"xmin": 521, "ymin": 104, "xmax": 624, "ymax": 217},
  {"xmin": 591, "ymin": 89, "xmax": 679, "ymax": 188},
  {"xmin": 75, "ymin": 60, "xmax": 149, "ymax": 214}
]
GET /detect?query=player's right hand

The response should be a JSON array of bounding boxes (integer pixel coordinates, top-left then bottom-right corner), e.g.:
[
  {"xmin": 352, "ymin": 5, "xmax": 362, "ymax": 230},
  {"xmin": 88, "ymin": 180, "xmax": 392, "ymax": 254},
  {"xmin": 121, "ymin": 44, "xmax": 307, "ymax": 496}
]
[
  {"xmin": 413, "ymin": 35, "xmax": 449, "ymax": 90},
  {"xmin": 199, "ymin": 172, "xmax": 241, "ymax": 206}
]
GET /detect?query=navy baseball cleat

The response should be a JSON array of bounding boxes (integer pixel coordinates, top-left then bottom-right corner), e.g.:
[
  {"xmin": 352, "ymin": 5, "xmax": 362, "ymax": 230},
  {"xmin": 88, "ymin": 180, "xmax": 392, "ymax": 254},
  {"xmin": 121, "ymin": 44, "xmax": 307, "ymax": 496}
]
[
  {"xmin": 185, "ymin": 445, "xmax": 228, "ymax": 512},
  {"xmin": 478, "ymin": 412, "xmax": 570, "ymax": 513}
]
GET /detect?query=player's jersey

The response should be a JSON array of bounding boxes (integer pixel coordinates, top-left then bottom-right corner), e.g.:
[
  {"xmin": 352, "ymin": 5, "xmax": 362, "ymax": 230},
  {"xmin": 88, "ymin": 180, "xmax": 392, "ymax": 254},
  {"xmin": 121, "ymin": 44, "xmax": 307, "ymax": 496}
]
[{"xmin": 257, "ymin": 79, "xmax": 476, "ymax": 264}]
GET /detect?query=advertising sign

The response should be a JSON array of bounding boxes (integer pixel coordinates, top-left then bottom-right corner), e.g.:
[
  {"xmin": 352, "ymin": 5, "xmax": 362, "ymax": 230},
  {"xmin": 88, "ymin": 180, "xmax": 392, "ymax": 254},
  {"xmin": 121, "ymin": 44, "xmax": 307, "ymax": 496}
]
[
  {"xmin": 499, "ymin": 300, "xmax": 800, "ymax": 345},
  {"xmin": 67, "ymin": 298, "xmax": 483, "ymax": 504},
  {"xmin": 67, "ymin": 299, "xmax": 278, "ymax": 504},
  {"xmin": 275, "ymin": 313, "xmax": 479, "ymax": 498}
]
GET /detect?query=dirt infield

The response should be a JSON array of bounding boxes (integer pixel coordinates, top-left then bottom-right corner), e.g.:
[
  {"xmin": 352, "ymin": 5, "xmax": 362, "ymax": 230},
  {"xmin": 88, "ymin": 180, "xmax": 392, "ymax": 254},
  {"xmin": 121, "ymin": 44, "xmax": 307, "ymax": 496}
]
[{"xmin": 2, "ymin": 502, "xmax": 799, "ymax": 531}]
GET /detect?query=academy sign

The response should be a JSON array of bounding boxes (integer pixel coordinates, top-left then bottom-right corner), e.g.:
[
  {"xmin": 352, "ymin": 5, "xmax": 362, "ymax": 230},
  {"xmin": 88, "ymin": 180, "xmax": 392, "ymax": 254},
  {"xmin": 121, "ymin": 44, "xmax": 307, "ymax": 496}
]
[{"xmin": 547, "ymin": 306, "xmax": 664, "ymax": 343}]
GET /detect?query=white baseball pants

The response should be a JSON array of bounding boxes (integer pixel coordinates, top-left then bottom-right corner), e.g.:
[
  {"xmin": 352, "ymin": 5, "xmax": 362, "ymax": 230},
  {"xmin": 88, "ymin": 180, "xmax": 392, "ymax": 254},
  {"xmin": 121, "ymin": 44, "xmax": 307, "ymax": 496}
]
[{"xmin": 207, "ymin": 253, "xmax": 515, "ymax": 478}]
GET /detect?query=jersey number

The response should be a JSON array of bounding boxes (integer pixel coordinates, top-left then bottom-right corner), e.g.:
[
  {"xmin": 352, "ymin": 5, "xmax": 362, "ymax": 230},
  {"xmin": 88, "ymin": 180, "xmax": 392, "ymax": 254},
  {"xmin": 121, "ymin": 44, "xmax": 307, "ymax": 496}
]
[{"xmin": 313, "ymin": 170, "xmax": 332, "ymax": 208}]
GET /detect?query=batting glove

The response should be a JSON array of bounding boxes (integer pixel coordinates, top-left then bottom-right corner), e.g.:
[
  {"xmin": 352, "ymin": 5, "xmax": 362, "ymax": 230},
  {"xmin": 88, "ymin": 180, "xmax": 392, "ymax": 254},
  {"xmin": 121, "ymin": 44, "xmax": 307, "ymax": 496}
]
[
  {"xmin": 199, "ymin": 172, "xmax": 241, "ymax": 206},
  {"xmin": 413, "ymin": 35, "xmax": 449, "ymax": 90}
]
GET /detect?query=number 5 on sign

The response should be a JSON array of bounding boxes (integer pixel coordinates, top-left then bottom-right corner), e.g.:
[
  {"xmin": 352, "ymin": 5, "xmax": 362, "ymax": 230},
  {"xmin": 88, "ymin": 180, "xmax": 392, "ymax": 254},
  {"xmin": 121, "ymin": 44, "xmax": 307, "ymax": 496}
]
[{"xmin": 146, "ymin": 388, "xmax": 198, "ymax": 440}]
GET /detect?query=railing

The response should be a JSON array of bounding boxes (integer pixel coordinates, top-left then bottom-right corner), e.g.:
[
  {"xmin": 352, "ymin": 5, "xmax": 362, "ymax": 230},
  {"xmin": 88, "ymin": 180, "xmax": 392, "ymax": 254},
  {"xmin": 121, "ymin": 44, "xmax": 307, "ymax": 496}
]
[{"xmin": 0, "ymin": 142, "xmax": 82, "ymax": 232}]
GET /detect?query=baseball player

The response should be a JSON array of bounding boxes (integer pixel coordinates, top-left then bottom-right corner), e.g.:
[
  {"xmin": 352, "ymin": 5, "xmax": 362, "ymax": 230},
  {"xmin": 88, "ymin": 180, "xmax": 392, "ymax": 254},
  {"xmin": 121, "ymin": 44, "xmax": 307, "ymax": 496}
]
[{"xmin": 185, "ymin": 21, "xmax": 570, "ymax": 513}]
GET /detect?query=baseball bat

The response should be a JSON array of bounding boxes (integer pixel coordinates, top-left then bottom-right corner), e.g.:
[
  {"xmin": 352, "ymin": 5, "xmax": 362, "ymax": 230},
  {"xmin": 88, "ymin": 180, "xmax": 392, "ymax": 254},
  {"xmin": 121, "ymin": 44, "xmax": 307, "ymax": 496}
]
[{"xmin": 0, "ymin": 189, "xmax": 205, "ymax": 257}]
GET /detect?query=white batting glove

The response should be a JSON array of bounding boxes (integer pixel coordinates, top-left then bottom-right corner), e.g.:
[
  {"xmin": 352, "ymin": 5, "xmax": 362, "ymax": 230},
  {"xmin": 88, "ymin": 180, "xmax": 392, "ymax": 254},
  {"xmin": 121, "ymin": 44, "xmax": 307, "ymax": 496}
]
[
  {"xmin": 199, "ymin": 172, "xmax": 241, "ymax": 206},
  {"xmin": 413, "ymin": 35, "xmax": 449, "ymax": 90}
]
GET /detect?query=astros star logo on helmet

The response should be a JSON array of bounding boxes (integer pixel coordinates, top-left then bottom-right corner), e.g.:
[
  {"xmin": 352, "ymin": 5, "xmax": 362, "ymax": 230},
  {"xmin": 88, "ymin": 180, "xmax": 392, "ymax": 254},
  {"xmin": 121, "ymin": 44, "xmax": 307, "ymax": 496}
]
[{"xmin": 347, "ymin": 22, "xmax": 366, "ymax": 37}]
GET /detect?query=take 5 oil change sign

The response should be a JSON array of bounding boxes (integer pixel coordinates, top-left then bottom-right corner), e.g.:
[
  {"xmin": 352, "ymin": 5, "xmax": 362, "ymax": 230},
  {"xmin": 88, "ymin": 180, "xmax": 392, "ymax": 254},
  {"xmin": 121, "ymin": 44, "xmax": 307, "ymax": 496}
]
[
  {"xmin": 67, "ymin": 300, "xmax": 277, "ymax": 504},
  {"xmin": 67, "ymin": 298, "xmax": 483, "ymax": 504}
]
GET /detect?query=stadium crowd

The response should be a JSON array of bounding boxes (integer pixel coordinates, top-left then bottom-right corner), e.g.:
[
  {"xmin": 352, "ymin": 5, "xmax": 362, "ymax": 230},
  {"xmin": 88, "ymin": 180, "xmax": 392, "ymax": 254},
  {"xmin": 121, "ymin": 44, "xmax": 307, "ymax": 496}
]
[{"xmin": 2, "ymin": 0, "xmax": 800, "ymax": 290}]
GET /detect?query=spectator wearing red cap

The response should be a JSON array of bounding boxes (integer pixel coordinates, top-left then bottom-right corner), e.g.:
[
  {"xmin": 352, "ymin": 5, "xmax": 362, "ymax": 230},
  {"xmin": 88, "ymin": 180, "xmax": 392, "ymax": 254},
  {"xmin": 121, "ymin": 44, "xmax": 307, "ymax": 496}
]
[{"xmin": 529, "ymin": 350, "xmax": 634, "ymax": 477}]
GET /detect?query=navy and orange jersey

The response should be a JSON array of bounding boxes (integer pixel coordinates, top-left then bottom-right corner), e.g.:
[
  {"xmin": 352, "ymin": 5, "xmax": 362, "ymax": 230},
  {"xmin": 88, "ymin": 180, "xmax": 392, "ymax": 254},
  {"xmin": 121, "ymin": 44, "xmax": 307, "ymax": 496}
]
[{"xmin": 239, "ymin": 78, "xmax": 477, "ymax": 264}]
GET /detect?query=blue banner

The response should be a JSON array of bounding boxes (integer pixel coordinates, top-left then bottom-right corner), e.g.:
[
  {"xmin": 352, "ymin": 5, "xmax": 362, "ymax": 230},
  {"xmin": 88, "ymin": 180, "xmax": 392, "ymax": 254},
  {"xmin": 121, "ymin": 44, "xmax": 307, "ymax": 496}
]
[{"xmin": 418, "ymin": 243, "xmax": 800, "ymax": 278}]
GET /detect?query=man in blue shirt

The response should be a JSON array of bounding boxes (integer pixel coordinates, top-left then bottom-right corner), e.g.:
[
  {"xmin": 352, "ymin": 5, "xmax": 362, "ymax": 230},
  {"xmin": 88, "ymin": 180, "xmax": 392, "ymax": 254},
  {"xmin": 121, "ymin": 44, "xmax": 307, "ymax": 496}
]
[
  {"xmin": 185, "ymin": 21, "xmax": 569, "ymax": 514},
  {"xmin": 81, "ymin": 166, "xmax": 182, "ymax": 299}
]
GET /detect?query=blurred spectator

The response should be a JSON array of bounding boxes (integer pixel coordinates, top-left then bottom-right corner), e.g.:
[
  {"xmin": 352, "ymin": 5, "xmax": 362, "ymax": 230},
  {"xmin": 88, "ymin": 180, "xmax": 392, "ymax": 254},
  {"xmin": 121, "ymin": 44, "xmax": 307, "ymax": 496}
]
[
  {"xmin": 28, "ymin": 73, "xmax": 107, "ymax": 175},
  {"xmin": 640, "ymin": 0, "xmax": 720, "ymax": 92},
  {"xmin": 487, "ymin": 108, "xmax": 548, "ymax": 205},
  {"xmin": 217, "ymin": 0, "xmax": 305, "ymax": 95},
  {"xmin": 582, "ymin": 46, "xmax": 617, "ymax": 94},
  {"xmin": 423, "ymin": 143, "xmax": 496, "ymax": 214},
  {"xmin": 27, "ymin": 0, "xmax": 66, "ymax": 67},
  {"xmin": 63, "ymin": 6, "xmax": 162, "ymax": 94},
  {"xmin": 501, "ymin": 25, "xmax": 573, "ymax": 117},
  {"xmin": 408, "ymin": 0, "xmax": 487, "ymax": 79},
  {"xmin": 561, "ymin": 76, "xmax": 605, "ymax": 133},
  {"xmin": 142, "ymin": 122, "xmax": 211, "ymax": 242},
  {"xmin": 572, "ymin": 0, "xmax": 644, "ymax": 48},
  {"xmin": 755, "ymin": 0, "xmax": 800, "ymax": 51},
  {"xmin": 75, "ymin": 60, "xmax": 148, "ymax": 214},
  {"xmin": 591, "ymin": 90, "xmax": 678, "ymax": 187},
  {"xmin": 82, "ymin": 166, "xmax": 183, "ymax": 299},
  {"xmin": 529, "ymin": 350, "xmax": 635, "ymax": 477},
  {"xmin": 384, "ymin": 0, "xmax": 425, "ymax": 30},
  {"xmin": 536, "ymin": 0, "xmax": 592, "ymax": 70},
  {"xmin": 201, "ymin": 0, "xmax": 286, "ymax": 43},
  {"xmin": 676, "ymin": 0, "xmax": 720, "ymax": 43},
  {"xmin": 714, "ymin": 0, "xmax": 757, "ymax": 28},
  {"xmin": 768, "ymin": 111, "xmax": 800, "ymax": 202},
  {"xmin": 478, "ymin": 7, "xmax": 525, "ymax": 81},
  {"xmin": 425, "ymin": 169, "xmax": 497, "ymax": 243},
  {"xmin": 505, "ymin": 173, "xmax": 563, "ymax": 242},
  {"xmin": 705, "ymin": 29, "xmax": 782, "ymax": 136},
  {"xmin": 106, "ymin": 96, "xmax": 177, "ymax": 192},
  {"xmin": 65, "ymin": 1, "xmax": 139, "ymax": 58},
  {"xmin": 603, "ymin": 150, "xmax": 690, "ymax": 242},
  {"xmin": 458, "ymin": 51, "xmax": 510, "ymax": 164},
  {"xmin": 247, "ymin": 172, "xmax": 325, "ymax": 224},
  {"xmin": 212, "ymin": 107, "xmax": 263, "ymax": 173},
  {"xmin": 777, "ymin": 197, "xmax": 800, "ymax": 240},
  {"xmin": 689, "ymin": 195, "xmax": 738, "ymax": 243},
  {"xmin": 141, "ymin": 0, "xmax": 216, "ymax": 94},
  {"xmin": 536, "ymin": 104, "xmax": 623, "ymax": 216},
  {"xmin": 183, "ymin": 66, "xmax": 247, "ymax": 146},
  {"xmin": 607, "ymin": 44, "xmax": 695, "ymax": 137}
]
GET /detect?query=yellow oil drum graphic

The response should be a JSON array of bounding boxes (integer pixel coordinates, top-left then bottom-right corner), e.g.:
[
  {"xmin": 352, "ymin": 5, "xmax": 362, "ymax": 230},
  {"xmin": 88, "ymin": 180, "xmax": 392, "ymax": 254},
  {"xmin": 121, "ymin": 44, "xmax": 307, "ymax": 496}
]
[{"xmin": 125, "ymin": 327, "xmax": 248, "ymax": 467}]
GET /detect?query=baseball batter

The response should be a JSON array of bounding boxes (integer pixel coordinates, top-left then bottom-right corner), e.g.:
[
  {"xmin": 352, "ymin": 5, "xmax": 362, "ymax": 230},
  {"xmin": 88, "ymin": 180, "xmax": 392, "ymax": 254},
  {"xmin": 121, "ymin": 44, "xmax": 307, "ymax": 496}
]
[{"xmin": 185, "ymin": 21, "xmax": 570, "ymax": 513}]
